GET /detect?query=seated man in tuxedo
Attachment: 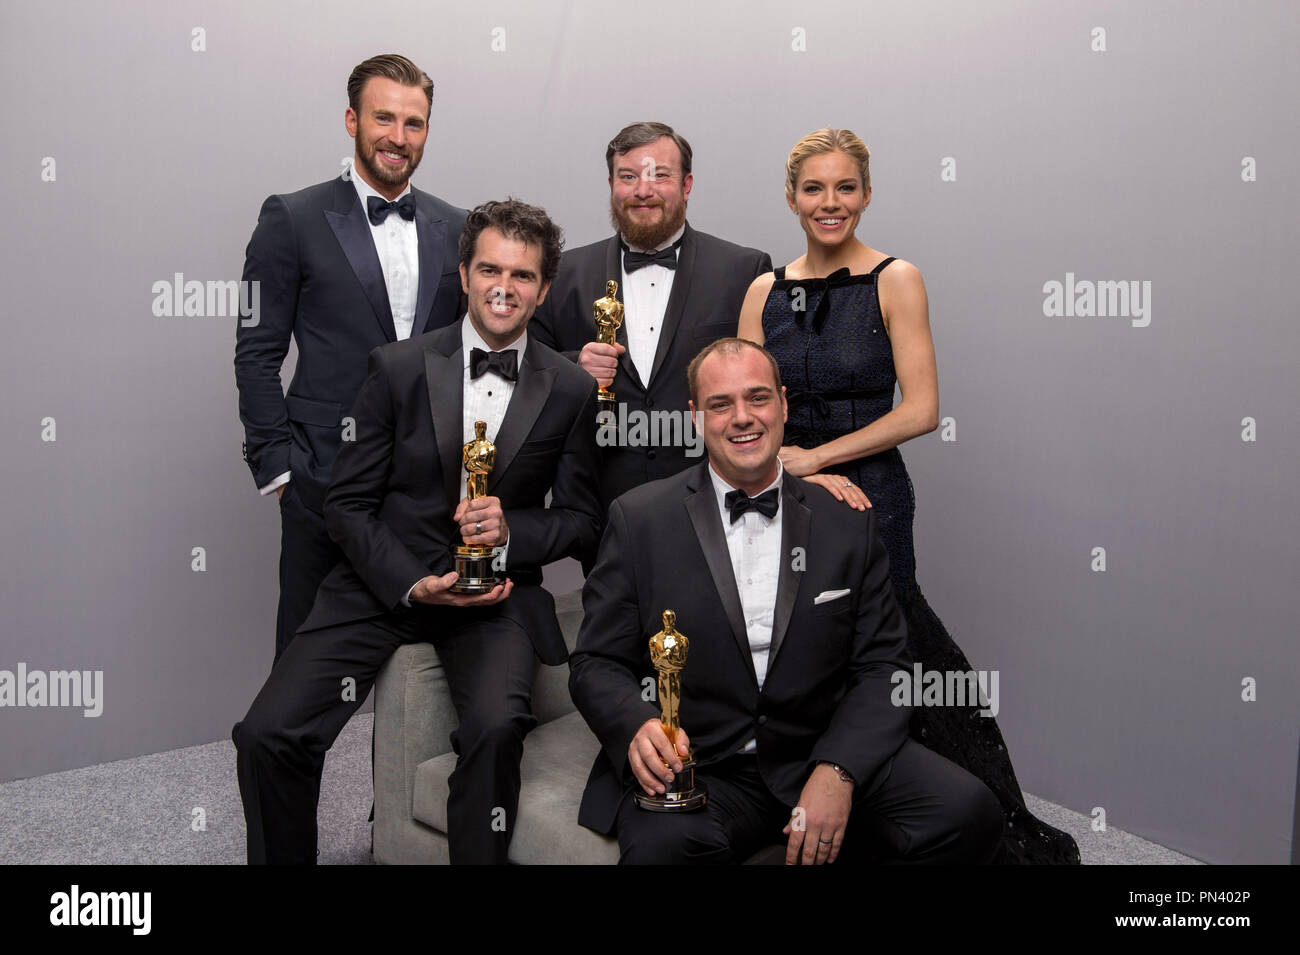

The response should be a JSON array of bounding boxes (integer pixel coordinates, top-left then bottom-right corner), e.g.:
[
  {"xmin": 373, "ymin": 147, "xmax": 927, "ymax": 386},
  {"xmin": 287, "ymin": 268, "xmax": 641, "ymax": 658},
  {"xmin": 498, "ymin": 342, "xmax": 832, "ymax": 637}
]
[
  {"xmin": 530, "ymin": 122, "xmax": 771, "ymax": 513},
  {"xmin": 233, "ymin": 199, "xmax": 602, "ymax": 865},
  {"xmin": 569, "ymin": 338, "xmax": 1003, "ymax": 864}
]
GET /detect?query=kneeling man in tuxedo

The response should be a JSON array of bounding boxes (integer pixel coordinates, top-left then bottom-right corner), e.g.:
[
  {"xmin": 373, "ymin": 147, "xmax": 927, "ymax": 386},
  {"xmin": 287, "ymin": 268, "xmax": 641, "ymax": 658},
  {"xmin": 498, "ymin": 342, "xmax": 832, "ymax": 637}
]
[
  {"xmin": 569, "ymin": 338, "xmax": 1003, "ymax": 864},
  {"xmin": 233, "ymin": 199, "xmax": 602, "ymax": 864}
]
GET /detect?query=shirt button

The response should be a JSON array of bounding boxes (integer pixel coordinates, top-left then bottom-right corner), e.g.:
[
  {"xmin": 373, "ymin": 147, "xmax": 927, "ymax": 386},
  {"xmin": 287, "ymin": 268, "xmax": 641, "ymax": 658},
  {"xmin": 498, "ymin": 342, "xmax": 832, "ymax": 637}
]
[{"xmin": 747, "ymin": 578, "xmax": 752, "ymax": 585}]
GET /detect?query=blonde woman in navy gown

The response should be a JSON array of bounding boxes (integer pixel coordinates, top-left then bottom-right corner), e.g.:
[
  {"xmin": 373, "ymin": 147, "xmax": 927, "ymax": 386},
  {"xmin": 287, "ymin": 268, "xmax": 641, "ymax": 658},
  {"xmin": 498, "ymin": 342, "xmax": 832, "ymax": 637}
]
[{"xmin": 737, "ymin": 128, "xmax": 1079, "ymax": 864}]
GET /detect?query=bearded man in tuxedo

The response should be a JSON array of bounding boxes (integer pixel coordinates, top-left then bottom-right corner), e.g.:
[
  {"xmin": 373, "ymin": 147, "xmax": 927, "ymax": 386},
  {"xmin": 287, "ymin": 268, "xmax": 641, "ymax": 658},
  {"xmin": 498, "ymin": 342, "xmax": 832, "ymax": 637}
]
[
  {"xmin": 235, "ymin": 53, "xmax": 467, "ymax": 661},
  {"xmin": 530, "ymin": 122, "xmax": 771, "ymax": 512}
]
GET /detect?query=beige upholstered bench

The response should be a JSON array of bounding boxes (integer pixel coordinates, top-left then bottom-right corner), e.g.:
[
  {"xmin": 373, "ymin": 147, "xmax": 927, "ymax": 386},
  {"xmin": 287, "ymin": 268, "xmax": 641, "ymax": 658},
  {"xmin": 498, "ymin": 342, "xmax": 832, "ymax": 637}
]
[{"xmin": 372, "ymin": 589, "xmax": 620, "ymax": 864}]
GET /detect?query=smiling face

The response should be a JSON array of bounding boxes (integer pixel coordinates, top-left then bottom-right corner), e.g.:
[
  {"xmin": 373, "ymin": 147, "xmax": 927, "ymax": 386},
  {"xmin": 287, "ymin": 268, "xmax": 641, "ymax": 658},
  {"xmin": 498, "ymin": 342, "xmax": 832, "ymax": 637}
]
[
  {"xmin": 345, "ymin": 76, "xmax": 429, "ymax": 199},
  {"xmin": 608, "ymin": 136, "xmax": 693, "ymax": 249},
  {"xmin": 787, "ymin": 149, "xmax": 871, "ymax": 248},
  {"xmin": 460, "ymin": 226, "xmax": 550, "ymax": 350},
  {"xmin": 689, "ymin": 345, "xmax": 787, "ymax": 496}
]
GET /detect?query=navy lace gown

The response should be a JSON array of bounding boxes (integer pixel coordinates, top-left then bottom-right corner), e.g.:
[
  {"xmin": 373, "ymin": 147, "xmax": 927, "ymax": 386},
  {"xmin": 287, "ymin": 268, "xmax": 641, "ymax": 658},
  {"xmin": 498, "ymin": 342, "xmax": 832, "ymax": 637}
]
[{"xmin": 762, "ymin": 259, "xmax": 1080, "ymax": 864}]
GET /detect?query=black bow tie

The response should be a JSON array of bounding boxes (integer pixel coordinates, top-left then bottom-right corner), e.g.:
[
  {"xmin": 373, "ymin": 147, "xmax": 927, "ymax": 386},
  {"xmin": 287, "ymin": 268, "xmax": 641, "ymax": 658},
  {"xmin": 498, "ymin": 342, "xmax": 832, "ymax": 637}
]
[
  {"xmin": 724, "ymin": 487, "xmax": 780, "ymax": 524},
  {"xmin": 622, "ymin": 241, "xmax": 680, "ymax": 273},
  {"xmin": 470, "ymin": 347, "xmax": 519, "ymax": 382},
  {"xmin": 367, "ymin": 193, "xmax": 416, "ymax": 226}
]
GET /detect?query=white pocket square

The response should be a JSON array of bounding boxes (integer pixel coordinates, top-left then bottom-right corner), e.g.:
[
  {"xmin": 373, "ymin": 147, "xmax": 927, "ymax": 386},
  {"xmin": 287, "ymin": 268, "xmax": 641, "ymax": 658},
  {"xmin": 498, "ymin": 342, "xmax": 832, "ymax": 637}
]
[{"xmin": 814, "ymin": 589, "xmax": 851, "ymax": 606}]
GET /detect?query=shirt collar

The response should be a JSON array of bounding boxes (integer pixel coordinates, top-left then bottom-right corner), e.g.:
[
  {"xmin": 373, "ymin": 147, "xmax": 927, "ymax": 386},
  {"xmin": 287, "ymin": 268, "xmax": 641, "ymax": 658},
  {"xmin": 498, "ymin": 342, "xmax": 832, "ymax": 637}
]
[
  {"xmin": 349, "ymin": 161, "xmax": 412, "ymax": 210},
  {"xmin": 461, "ymin": 315, "xmax": 527, "ymax": 367},
  {"xmin": 708, "ymin": 459, "xmax": 784, "ymax": 516},
  {"xmin": 621, "ymin": 223, "xmax": 686, "ymax": 255}
]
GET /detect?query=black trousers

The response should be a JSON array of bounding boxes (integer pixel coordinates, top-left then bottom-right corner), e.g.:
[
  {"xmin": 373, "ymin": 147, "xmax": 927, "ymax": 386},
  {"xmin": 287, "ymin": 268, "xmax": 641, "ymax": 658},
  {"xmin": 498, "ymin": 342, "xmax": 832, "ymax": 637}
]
[
  {"xmin": 232, "ymin": 607, "xmax": 537, "ymax": 864},
  {"xmin": 614, "ymin": 740, "xmax": 1004, "ymax": 865},
  {"xmin": 274, "ymin": 481, "xmax": 342, "ymax": 663}
]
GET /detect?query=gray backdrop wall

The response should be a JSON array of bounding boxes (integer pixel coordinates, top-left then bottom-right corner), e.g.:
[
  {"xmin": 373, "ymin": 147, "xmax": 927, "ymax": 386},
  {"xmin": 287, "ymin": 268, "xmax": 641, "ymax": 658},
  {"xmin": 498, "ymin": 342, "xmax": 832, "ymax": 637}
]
[{"xmin": 1, "ymin": 0, "xmax": 1295, "ymax": 864}]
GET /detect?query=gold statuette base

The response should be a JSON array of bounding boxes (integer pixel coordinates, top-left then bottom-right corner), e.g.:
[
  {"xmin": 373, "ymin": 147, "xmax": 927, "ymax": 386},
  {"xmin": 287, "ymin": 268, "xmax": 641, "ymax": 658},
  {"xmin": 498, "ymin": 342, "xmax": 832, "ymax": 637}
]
[
  {"xmin": 596, "ymin": 386, "xmax": 616, "ymax": 409},
  {"xmin": 633, "ymin": 757, "xmax": 708, "ymax": 812},
  {"xmin": 451, "ymin": 546, "xmax": 500, "ymax": 594}
]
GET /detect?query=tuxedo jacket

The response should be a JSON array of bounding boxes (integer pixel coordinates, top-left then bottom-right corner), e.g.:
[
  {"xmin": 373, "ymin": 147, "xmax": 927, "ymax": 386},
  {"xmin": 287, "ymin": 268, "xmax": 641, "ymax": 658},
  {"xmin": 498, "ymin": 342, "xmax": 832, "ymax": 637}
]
[
  {"xmin": 530, "ymin": 222, "xmax": 770, "ymax": 511},
  {"xmin": 235, "ymin": 176, "xmax": 467, "ymax": 513},
  {"xmin": 297, "ymin": 323, "xmax": 603, "ymax": 666},
  {"xmin": 568, "ymin": 461, "xmax": 913, "ymax": 833}
]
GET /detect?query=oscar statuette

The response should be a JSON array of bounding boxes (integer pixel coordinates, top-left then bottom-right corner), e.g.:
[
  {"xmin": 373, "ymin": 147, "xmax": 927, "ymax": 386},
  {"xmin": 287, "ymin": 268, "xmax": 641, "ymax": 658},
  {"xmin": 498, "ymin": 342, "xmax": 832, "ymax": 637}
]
[
  {"xmin": 451, "ymin": 420, "xmax": 502, "ymax": 594},
  {"xmin": 592, "ymin": 280, "xmax": 624, "ymax": 412},
  {"xmin": 635, "ymin": 609, "xmax": 708, "ymax": 811}
]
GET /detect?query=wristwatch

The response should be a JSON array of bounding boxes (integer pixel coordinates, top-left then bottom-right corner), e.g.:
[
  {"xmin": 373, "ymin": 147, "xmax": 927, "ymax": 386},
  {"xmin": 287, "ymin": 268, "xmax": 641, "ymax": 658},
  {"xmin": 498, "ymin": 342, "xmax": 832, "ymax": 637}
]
[{"xmin": 819, "ymin": 761, "xmax": 855, "ymax": 785}]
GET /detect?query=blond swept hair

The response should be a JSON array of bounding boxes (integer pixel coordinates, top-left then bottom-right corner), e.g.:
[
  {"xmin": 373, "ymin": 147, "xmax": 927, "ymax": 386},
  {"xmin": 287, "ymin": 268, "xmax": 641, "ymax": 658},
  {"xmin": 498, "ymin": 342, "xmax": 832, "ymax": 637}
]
[{"xmin": 785, "ymin": 128, "xmax": 871, "ymax": 199}]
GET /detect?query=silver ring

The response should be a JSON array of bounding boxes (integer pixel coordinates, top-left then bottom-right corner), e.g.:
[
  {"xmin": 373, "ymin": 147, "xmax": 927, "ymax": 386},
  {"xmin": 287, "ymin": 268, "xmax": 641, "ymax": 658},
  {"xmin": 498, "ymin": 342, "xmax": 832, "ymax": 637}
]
[
  {"xmin": 842, "ymin": 481, "xmax": 852, "ymax": 487},
  {"xmin": 818, "ymin": 838, "xmax": 833, "ymax": 844},
  {"xmin": 475, "ymin": 522, "xmax": 483, "ymax": 535}
]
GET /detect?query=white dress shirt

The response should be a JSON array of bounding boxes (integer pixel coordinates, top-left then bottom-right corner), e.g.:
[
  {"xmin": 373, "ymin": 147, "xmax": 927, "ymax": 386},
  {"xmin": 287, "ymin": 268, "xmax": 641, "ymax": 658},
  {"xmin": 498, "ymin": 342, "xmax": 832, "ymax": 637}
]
[
  {"xmin": 708, "ymin": 461, "xmax": 784, "ymax": 753},
  {"xmin": 350, "ymin": 165, "xmax": 420, "ymax": 341},
  {"xmin": 258, "ymin": 163, "xmax": 421, "ymax": 496},
  {"xmin": 619, "ymin": 224, "xmax": 683, "ymax": 386}
]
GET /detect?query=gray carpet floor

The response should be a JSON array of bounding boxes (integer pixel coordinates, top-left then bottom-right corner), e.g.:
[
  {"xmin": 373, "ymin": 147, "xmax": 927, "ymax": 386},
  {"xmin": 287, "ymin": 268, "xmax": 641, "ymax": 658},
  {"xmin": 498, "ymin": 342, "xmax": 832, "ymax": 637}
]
[{"xmin": 0, "ymin": 712, "xmax": 1202, "ymax": 865}]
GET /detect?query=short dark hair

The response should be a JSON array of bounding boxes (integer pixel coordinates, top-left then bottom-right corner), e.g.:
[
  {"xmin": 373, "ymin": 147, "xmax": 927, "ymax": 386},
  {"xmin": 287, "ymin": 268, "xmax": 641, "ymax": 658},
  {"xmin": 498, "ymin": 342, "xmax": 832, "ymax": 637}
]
[
  {"xmin": 347, "ymin": 54, "xmax": 434, "ymax": 117},
  {"xmin": 687, "ymin": 338, "xmax": 784, "ymax": 404},
  {"xmin": 605, "ymin": 122, "xmax": 693, "ymax": 177},
  {"xmin": 457, "ymin": 199, "xmax": 565, "ymax": 284}
]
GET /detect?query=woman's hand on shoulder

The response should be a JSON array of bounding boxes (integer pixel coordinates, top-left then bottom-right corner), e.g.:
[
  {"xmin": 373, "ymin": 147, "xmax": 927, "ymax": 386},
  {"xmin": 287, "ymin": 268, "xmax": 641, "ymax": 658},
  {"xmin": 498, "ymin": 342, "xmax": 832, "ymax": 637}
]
[
  {"xmin": 736, "ymin": 271, "xmax": 779, "ymax": 345},
  {"xmin": 801, "ymin": 472, "xmax": 871, "ymax": 512}
]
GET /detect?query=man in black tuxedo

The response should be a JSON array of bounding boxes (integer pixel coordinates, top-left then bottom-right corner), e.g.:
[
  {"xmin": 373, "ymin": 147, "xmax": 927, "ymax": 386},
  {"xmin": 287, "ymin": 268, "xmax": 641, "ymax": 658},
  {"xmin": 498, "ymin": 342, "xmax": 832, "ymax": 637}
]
[
  {"xmin": 233, "ymin": 200, "xmax": 602, "ymax": 864},
  {"xmin": 569, "ymin": 338, "xmax": 1003, "ymax": 864},
  {"xmin": 235, "ymin": 53, "xmax": 467, "ymax": 661},
  {"xmin": 530, "ymin": 122, "xmax": 771, "ymax": 513}
]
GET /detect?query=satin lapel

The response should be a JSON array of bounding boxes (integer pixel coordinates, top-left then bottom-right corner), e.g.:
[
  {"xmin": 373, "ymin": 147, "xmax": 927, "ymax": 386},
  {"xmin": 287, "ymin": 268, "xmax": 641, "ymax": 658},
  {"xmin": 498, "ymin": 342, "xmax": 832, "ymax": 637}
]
[
  {"xmin": 683, "ymin": 470, "xmax": 757, "ymax": 684},
  {"xmin": 325, "ymin": 181, "xmax": 397, "ymax": 342},
  {"xmin": 411, "ymin": 200, "xmax": 448, "ymax": 337},
  {"xmin": 487, "ymin": 342, "xmax": 554, "ymax": 492},
  {"xmin": 768, "ymin": 479, "xmax": 811, "ymax": 668},
  {"xmin": 603, "ymin": 236, "xmax": 644, "ymax": 392},
  {"xmin": 647, "ymin": 222, "xmax": 696, "ymax": 385},
  {"xmin": 423, "ymin": 336, "xmax": 464, "ymax": 514}
]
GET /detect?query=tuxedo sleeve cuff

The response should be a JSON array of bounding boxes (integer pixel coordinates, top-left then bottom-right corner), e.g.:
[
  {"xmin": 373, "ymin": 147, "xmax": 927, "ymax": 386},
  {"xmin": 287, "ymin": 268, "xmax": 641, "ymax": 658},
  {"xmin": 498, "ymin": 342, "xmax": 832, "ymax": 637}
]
[{"xmin": 259, "ymin": 472, "xmax": 291, "ymax": 496}]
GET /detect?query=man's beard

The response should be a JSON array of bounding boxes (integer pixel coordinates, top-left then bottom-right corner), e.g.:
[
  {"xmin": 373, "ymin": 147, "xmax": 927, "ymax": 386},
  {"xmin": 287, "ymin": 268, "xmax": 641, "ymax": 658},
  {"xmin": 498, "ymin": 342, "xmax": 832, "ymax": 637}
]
[
  {"xmin": 609, "ymin": 195, "xmax": 687, "ymax": 250},
  {"xmin": 356, "ymin": 138, "xmax": 422, "ymax": 190}
]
